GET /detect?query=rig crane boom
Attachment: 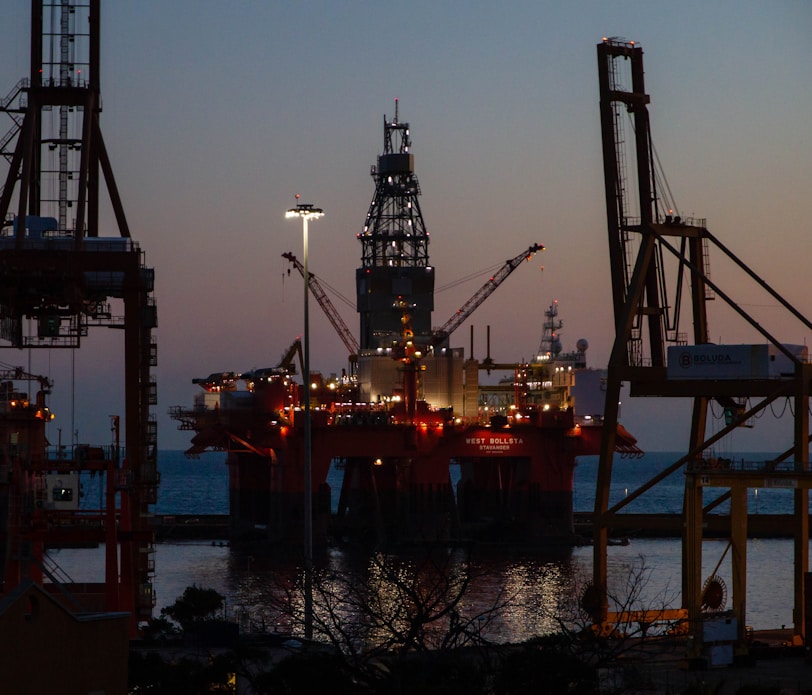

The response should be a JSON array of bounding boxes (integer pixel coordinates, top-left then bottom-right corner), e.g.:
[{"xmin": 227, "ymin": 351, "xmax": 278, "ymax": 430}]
[
  {"xmin": 431, "ymin": 243, "xmax": 544, "ymax": 346},
  {"xmin": 283, "ymin": 252, "xmax": 360, "ymax": 357},
  {"xmin": 0, "ymin": 365, "xmax": 53, "ymax": 393}
]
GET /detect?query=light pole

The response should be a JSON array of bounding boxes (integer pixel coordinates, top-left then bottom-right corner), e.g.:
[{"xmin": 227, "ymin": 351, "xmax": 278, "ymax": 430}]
[{"xmin": 285, "ymin": 197, "xmax": 323, "ymax": 640}]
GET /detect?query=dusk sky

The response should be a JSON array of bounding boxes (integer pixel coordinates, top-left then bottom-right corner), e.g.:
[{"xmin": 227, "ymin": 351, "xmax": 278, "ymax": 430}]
[{"xmin": 0, "ymin": 1, "xmax": 810, "ymax": 452}]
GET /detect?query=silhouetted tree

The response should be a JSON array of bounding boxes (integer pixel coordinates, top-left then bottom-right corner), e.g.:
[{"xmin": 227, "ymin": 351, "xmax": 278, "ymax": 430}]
[
  {"xmin": 160, "ymin": 584, "xmax": 225, "ymax": 631},
  {"xmin": 546, "ymin": 554, "xmax": 684, "ymax": 691},
  {"xmin": 259, "ymin": 548, "xmax": 506, "ymax": 692},
  {"xmin": 491, "ymin": 635, "xmax": 599, "ymax": 695},
  {"xmin": 130, "ymin": 586, "xmax": 235, "ymax": 694}
]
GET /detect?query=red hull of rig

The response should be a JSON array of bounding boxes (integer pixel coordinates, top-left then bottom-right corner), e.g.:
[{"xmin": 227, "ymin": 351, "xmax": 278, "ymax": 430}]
[
  {"xmin": 231, "ymin": 423, "xmax": 587, "ymax": 545},
  {"xmin": 174, "ymin": 367, "xmax": 641, "ymax": 547}
]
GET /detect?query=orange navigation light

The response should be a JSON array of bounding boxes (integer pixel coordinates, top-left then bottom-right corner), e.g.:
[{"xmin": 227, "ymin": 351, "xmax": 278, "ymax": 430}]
[{"xmin": 35, "ymin": 407, "xmax": 54, "ymax": 421}]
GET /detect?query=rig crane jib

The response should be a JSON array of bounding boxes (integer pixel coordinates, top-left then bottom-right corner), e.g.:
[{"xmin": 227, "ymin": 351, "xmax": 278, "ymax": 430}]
[
  {"xmin": 274, "ymin": 337, "xmax": 305, "ymax": 378},
  {"xmin": 431, "ymin": 243, "xmax": 545, "ymax": 347},
  {"xmin": 0, "ymin": 366, "xmax": 53, "ymax": 395},
  {"xmin": 282, "ymin": 252, "xmax": 360, "ymax": 358},
  {"xmin": 0, "ymin": 365, "xmax": 55, "ymax": 420}
]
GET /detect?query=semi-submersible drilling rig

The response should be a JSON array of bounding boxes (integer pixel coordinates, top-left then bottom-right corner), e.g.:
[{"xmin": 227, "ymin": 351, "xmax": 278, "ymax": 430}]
[{"xmin": 172, "ymin": 99, "xmax": 642, "ymax": 547}]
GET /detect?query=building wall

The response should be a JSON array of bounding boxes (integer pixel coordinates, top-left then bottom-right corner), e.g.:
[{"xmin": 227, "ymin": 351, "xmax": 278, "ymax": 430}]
[
  {"xmin": 0, "ymin": 583, "xmax": 129, "ymax": 695},
  {"xmin": 421, "ymin": 348, "xmax": 464, "ymax": 413},
  {"xmin": 357, "ymin": 349, "xmax": 464, "ymax": 412}
]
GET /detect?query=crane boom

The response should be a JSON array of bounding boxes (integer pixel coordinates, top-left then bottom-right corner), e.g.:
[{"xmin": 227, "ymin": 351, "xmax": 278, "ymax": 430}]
[
  {"xmin": 0, "ymin": 365, "xmax": 53, "ymax": 392},
  {"xmin": 283, "ymin": 252, "xmax": 360, "ymax": 356},
  {"xmin": 432, "ymin": 243, "xmax": 544, "ymax": 345}
]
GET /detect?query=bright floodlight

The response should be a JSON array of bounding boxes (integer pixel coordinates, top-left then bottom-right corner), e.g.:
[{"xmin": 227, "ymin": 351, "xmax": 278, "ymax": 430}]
[{"xmin": 286, "ymin": 203, "xmax": 324, "ymax": 220}]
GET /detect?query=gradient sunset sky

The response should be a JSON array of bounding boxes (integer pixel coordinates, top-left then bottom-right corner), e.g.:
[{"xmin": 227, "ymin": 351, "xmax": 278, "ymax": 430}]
[{"xmin": 0, "ymin": 1, "xmax": 810, "ymax": 451}]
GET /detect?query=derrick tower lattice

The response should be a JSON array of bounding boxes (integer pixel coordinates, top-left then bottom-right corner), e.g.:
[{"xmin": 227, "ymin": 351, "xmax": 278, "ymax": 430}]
[{"xmin": 356, "ymin": 100, "xmax": 434, "ymax": 350}]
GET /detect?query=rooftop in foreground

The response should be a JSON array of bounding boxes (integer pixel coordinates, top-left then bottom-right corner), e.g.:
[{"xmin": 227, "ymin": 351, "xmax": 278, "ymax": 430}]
[{"xmin": 613, "ymin": 629, "xmax": 811, "ymax": 694}]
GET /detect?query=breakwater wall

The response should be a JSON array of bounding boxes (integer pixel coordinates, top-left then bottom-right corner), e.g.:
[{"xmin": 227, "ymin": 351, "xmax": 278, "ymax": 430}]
[{"xmin": 152, "ymin": 513, "xmax": 809, "ymax": 543}]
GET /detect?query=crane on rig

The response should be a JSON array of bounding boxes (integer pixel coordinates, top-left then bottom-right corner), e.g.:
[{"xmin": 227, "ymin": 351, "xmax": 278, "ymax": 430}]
[
  {"xmin": 0, "ymin": 365, "xmax": 53, "ymax": 394},
  {"xmin": 430, "ymin": 243, "xmax": 544, "ymax": 347},
  {"xmin": 285, "ymin": 243, "xmax": 545, "ymax": 357},
  {"xmin": 282, "ymin": 252, "xmax": 360, "ymax": 357}
]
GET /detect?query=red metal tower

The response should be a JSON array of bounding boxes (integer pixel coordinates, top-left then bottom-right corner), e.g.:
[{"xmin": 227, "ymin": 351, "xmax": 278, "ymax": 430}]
[{"xmin": 0, "ymin": 1, "xmax": 157, "ymax": 635}]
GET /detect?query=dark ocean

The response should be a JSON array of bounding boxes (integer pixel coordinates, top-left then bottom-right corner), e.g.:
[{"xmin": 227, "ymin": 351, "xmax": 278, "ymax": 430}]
[{"xmin": 48, "ymin": 450, "xmax": 802, "ymax": 638}]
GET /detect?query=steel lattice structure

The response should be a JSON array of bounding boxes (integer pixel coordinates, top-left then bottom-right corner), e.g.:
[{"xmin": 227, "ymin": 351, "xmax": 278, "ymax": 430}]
[{"xmin": 356, "ymin": 100, "xmax": 435, "ymax": 350}]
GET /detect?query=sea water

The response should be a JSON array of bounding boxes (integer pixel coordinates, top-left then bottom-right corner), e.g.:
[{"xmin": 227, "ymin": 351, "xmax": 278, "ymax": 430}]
[
  {"xmin": 74, "ymin": 449, "xmax": 797, "ymax": 517},
  {"xmin": 49, "ymin": 450, "xmax": 802, "ymax": 639}
]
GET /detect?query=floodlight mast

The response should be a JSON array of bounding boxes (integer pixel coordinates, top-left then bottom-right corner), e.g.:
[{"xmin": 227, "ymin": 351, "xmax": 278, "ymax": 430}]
[{"xmin": 285, "ymin": 199, "xmax": 324, "ymax": 641}]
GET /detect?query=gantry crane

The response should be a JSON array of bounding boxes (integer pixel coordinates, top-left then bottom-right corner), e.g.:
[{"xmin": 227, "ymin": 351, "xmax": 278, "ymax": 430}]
[
  {"xmin": 0, "ymin": 1, "xmax": 157, "ymax": 635},
  {"xmin": 593, "ymin": 37, "xmax": 812, "ymax": 649}
]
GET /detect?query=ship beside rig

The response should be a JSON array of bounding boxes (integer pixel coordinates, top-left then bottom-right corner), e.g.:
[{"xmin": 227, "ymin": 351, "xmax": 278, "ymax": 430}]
[{"xmin": 171, "ymin": 103, "xmax": 642, "ymax": 547}]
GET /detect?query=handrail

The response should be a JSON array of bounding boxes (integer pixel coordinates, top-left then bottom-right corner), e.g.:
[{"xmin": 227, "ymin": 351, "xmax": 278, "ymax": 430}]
[{"xmin": 0, "ymin": 78, "xmax": 29, "ymax": 109}]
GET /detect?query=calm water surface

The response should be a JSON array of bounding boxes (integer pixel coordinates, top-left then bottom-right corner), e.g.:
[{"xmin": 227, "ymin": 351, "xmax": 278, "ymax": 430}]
[
  {"xmin": 49, "ymin": 450, "xmax": 801, "ymax": 639},
  {"xmin": 48, "ymin": 536, "xmax": 797, "ymax": 639}
]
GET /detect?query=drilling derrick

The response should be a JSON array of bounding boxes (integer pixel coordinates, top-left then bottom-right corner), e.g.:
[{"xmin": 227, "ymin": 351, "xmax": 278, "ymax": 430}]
[
  {"xmin": 0, "ymin": 1, "xmax": 157, "ymax": 635},
  {"xmin": 356, "ymin": 99, "xmax": 434, "ymax": 351}
]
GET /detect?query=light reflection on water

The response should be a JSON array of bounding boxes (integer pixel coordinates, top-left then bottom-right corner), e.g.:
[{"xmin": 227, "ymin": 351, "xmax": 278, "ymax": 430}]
[
  {"xmin": 47, "ymin": 536, "xmax": 797, "ymax": 641},
  {"xmin": 60, "ymin": 450, "xmax": 800, "ymax": 641}
]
